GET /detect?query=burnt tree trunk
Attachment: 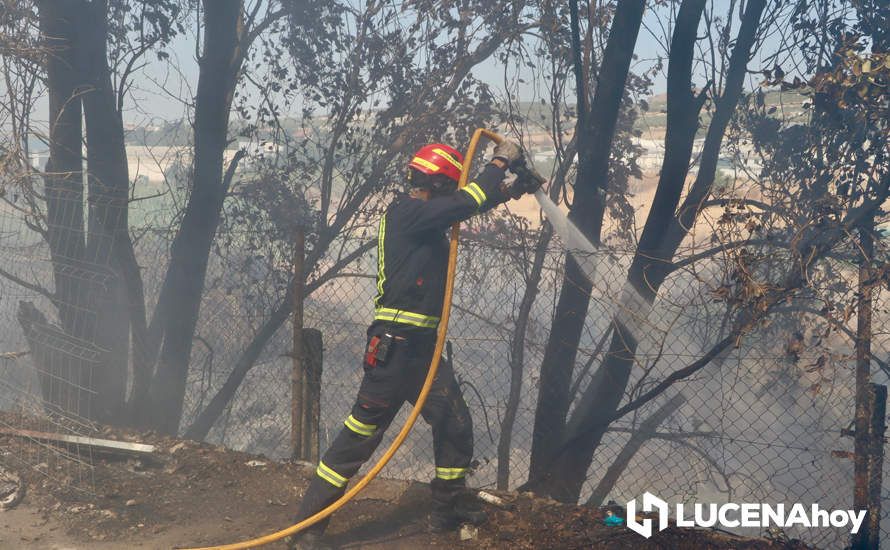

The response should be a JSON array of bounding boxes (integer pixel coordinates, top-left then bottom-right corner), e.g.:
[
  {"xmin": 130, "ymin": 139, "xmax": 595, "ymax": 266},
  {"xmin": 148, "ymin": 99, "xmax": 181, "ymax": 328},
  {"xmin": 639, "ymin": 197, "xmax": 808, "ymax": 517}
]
[
  {"xmin": 526, "ymin": 0, "xmax": 705, "ymax": 499},
  {"xmin": 78, "ymin": 0, "xmax": 133, "ymax": 424},
  {"xmin": 27, "ymin": 0, "xmax": 90, "ymax": 416},
  {"xmin": 528, "ymin": 0, "xmax": 646, "ymax": 483},
  {"xmin": 28, "ymin": 0, "xmax": 145, "ymax": 423},
  {"xmin": 37, "ymin": 0, "xmax": 84, "ymax": 329},
  {"xmin": 531, "ymin": 0, "xmax": 766, "ymax": 502},
  {"xmin": 144, "ymin": 0, "xmax": 246, "ymax": 434}
]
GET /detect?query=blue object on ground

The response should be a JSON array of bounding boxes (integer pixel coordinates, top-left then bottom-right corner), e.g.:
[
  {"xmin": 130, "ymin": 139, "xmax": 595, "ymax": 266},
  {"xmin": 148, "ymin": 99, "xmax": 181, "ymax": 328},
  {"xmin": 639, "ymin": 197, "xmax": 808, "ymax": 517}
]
[{"xmin": 603, "ymin": 513, "xmax": 625, "ymax": 526}]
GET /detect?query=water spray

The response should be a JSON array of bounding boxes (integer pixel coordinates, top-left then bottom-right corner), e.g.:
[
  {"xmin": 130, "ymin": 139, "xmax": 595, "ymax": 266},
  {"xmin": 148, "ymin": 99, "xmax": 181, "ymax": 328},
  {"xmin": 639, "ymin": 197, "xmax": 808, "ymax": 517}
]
[
  {"xmin": 510, "ymin": 156, "xmax": 651, "ymax": 341},
  {"xmin": 531, "ymin": 189, "xmax": 651, "ymax": 343}
]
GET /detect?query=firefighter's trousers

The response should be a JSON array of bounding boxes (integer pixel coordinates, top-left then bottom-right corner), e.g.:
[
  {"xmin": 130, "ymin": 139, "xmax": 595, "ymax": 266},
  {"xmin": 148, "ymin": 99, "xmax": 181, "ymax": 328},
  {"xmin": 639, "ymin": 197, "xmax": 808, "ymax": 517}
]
[{"xmin": 294, "ymin": 328, "xmax": 474, "ymax": 534}]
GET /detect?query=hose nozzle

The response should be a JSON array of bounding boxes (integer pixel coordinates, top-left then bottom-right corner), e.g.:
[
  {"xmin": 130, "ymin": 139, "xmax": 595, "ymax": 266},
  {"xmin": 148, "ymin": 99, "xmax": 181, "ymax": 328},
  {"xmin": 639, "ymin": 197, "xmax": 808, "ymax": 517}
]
[{"xmin": 510, "ymin": 157, "xmax": 547, "ymax": 196}]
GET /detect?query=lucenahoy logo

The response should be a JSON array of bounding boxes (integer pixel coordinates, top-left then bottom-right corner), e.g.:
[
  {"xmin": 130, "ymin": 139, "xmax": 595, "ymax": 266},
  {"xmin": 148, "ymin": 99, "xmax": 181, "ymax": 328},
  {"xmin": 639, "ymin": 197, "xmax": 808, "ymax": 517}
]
[{"xmin": 625, "ymin": 492, "xmax": 866, "ymax": 539}]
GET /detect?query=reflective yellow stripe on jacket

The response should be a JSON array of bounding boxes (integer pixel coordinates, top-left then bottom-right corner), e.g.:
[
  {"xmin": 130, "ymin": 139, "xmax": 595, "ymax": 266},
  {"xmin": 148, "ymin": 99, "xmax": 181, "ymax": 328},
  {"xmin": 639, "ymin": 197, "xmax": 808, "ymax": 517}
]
[
  {"xmin": 374, "ymin": 307, "xmax": 440, "ymax": 328},
  {"xmin": 374, "ymin": 215, "xmax": 387, "ymax": 307},
  {"xmin": 461, "ymin": 181, "xmax": 486, "ymax": 207}
]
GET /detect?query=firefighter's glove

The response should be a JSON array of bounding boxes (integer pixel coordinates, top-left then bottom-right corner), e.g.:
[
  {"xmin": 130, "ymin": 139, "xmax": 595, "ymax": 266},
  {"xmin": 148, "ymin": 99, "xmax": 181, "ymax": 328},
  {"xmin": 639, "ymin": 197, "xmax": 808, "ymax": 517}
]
[
  {"xmin": 492, "ymin": 140, "xmax": 523, "ymax": 168},
  {"xmin": 508, "ymin": 161, "xmax": 546, "ymax": 198}
]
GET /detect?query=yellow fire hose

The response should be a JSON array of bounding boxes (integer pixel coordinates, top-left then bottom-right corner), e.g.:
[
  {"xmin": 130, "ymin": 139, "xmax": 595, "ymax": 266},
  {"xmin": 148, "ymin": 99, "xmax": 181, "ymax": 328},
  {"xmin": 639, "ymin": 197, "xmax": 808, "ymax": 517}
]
[{"xmin": 180, "ymin": 128, "xmax": 504, "ymax": 550}]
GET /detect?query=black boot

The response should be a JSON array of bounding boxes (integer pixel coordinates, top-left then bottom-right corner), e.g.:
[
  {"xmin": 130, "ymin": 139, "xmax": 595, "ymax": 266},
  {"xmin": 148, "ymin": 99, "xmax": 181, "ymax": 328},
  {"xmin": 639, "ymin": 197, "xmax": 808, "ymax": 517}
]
[
  {"xmin": 288, "ymin": 476, "xmax": 339, "ymax": 549},
  {"xmin": 429, "ymin": 478, "xmax": 488, "ymax": 532}
]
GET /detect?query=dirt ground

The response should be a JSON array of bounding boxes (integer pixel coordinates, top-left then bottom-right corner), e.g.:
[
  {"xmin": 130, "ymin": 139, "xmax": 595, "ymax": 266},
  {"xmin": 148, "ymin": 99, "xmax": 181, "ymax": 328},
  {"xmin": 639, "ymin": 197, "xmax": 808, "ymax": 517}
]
[{"xmin": 0, "ymin": 422, "xmax": 813, "ymax": 550}]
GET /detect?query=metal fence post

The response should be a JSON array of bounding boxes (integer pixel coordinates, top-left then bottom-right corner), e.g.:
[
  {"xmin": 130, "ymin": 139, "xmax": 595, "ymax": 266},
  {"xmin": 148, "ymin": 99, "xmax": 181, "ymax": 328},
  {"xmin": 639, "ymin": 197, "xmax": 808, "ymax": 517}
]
[
  {"xmin": 851, "ymin": 382, "xmax": 886, "ymax": 549},
  {"xmin": 852, "ymin": 223, "xmax": 874, "ymax": 549},
  {"xmin": 291, "ymin": 227, "xmax": 322, "ymax": 463},
  {"xmin": 866, "ymin": 383, "xmax": 886, "ymax": 549},
  {"xmin": 302, "ymin": 328, "xmax": 323, "ymax": 463},
  {"xmin": 291, "ymin": 227, "xmax": 305, "ymax": 461}
]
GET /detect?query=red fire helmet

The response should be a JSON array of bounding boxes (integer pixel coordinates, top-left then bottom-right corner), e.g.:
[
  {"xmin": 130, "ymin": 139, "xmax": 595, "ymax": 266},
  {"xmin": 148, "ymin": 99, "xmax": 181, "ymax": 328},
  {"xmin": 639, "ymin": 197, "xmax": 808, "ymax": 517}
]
[{"xmin": 408, "ymin": 143, "xmax": 464, "ymax": 183}]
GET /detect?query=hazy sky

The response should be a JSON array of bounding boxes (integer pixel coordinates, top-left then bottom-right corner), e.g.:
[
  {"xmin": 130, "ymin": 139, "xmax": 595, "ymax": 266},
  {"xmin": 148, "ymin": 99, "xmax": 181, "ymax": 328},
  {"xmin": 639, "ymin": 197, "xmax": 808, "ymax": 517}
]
[
  {"xmin": 21, "ymin": 1, "xmax": 779, "ymax": 135},
  {"xmin": 118, "ymin": 5, "xmax": 677, "ymax": 127}
]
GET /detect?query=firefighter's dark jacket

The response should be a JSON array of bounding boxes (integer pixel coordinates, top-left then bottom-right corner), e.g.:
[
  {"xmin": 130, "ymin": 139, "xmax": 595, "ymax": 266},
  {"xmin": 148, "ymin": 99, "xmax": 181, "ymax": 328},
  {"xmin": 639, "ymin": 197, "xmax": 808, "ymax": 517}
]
[{"xmin": 371, "ymin": 163, "xmax": 508, "ymax": 334}]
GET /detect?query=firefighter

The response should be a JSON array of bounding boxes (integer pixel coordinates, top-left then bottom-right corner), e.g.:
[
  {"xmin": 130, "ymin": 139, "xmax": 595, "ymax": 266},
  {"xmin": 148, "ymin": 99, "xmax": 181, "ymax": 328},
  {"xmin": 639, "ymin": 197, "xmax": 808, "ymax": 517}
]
[{"xmin": 289, "ymin": 140, "xmax": 539, "ymax": 549}]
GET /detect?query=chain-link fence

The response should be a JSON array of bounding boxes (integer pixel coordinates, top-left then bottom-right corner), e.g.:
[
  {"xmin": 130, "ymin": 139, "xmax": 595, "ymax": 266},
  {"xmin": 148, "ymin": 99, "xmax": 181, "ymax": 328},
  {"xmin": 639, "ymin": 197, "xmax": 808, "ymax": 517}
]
[
  {"xmin": 173, "ymin": 225, "xmax": 884, "ymax": 550},
  {"xmin": 1, "ymin": 192, "xmax": 888, "ymax": 548}
]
